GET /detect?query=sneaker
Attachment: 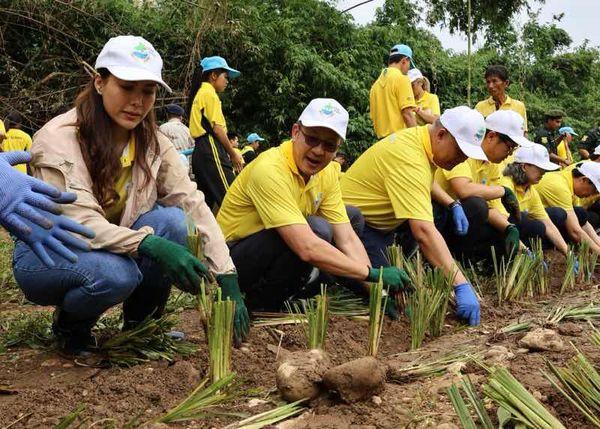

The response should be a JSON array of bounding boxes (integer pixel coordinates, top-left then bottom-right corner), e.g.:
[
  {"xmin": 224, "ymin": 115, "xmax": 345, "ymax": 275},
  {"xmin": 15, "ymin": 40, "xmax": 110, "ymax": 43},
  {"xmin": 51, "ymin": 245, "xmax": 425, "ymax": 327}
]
[{"xmin": 52, "ymin": 308, "xmax": 97, "ymax": 358}]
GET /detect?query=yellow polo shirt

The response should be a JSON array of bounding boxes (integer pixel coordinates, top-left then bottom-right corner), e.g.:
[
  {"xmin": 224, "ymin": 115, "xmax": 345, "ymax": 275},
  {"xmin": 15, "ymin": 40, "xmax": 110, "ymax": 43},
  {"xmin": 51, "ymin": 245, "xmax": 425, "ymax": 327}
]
[
  {"xmin": 341, "ymin": 126, "xmax": 436, "ymax": 231},
  {"xmin": 189, "ymin": 82, "xmax": 227, "ymax": 138},
  {"xmin": 535, "ymin": 164, "xmax": 576, "ymax": 210},
  {"xmin": 435, "ymin": 159, "xmax": 502, "ymax": 201},
  {"xmin": 240, "ymin": 146, "xmax": 254, "ymax": 156},
  {"xmin": 217, "ymin": 140, "xmax": 349, "ymax": 241},
  {"xmin": 475, "ymin": 96, "xmax": 528, "ymax": 132},
  {"xmin": 415, "ymin": 91, "xmax": 441, "ymax": 126},
  {"xmin": 498, "ymin": 176, "xmax": 548, "ymax": 220},
  {"xmin": 575, "ymin": 194, "xmax": 600, "ymax": 208},
  {"xmin": 369, "ymin": 67, "xmax": 416, "ymax": 139},
  {"xmin": 3, "ymin": 128, "xmax": 32, "ymax": 174},
  {"xmin": 105, "ymin": 135, "xmax": 135, "ymax": 224},
  {"xmin": 556, "ymin": 138, "xmax": 573, "ymax": 162},
  {"xmin": 0, "ymin": 119, "xmax": 5, "ymax": 137}
]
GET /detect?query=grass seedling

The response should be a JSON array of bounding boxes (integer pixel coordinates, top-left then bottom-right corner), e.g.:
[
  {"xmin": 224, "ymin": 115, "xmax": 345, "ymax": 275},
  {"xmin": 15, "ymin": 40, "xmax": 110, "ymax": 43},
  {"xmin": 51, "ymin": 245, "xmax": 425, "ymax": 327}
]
[
  {"xmin": 492, "ymin": 248, "xmax": 537, "ymax": 304},
  {"xmin": 499, "ymin": 320, "xmax": 532, "ymax": 334},
  {"xmin": 388, "ymin": 348, "xmax": 481, "ymax": 382},
  {"xmin": 100, "ymin": 315, "xmax": 197, "ymax": 367},
  {"xmin": 577, "ymin": 241, "xmax": 598, "ymax": 283},
  {"xmin": 223, "ymin": 399, "xmax": 307, "ymax": 429},
  {"xmin": 252, "ymin": 311, "xmax": 307, "ymax": 327},
  {"xmin": 543, "ymin": 347, "xmax": 600, "ymax": 427},
  {"xmin": 208, "ymin": 288, "xmax": 235, "ymax": 383},
  {"xmin": 448, "ymin": 376, "xmax": 494, "ymax": 429},
  {"xmin": 156, "ymin": 373, "xmax": 236, "ymax": 423},
  {"xmin": 592, "ymin": 328, "xmax": 600, "ymax": 348},
  {"xmin": 367, "ymin": 271, "xmax": 387, "ymax": 357},
  {"xmin": 187, "ymin": 218, "xmax": 204, "ymax": 260},
  {"xmin": 289, "ymin": 285, "xmax": 328, "ymax": 350},
  {"xmin": 546, "ymin": 304, "xmax": 600, "ymax": 325},
  {"xmin": 427, "ymin": 267, "xmax": 451, "ymax": 338},
  {"xmin": 530, "ymin": 238, "xmax": 548, "ymax": 296},
  {"xmin": 53, "ymin": 404, "xmax": 86, "ymax": 429},
  {"xmin": 560, "ymin": 247, "xmax": 576, "ymax": 294},
  {"xmin": 0, "ymin": 310, "xmax": 53, "ymax": 353},
  {"xmin": 483, "ymin": 366, "xmax": 566, "ymax": 429},
  {"xmin": 327, "ymin": 288, "xmax": 370, "ymax": 318}
]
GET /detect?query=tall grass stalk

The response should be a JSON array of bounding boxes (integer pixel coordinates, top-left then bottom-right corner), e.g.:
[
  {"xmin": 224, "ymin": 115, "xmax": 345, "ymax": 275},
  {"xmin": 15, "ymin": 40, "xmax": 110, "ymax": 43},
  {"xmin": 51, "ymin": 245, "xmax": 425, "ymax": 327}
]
[
  {"xmin": 208, "ymin": 288, "xmax": 235, "ymax": 383},
  {"xmin": 448, "ymin": 376, "xmax": 494, "ymax": 429},
  {"xmin": 530, "ymin": 238, "xmax": 548, "ymax": 296},
  {"xmin": 577, "ymin": 241, "xmax": 598, "ymax": 283},
  {"xmin": 367, "ymin": 272, "xmax": 386, "ymax": 357},
  {"xmin": 543, "ymin": 347, "xmax": 600, "ymax": 427},
  {"xmin": 156, "ymin": 373, "xmax": 236, "ymax": 423},
  {"xmin": 289, "ymin": 285, "xmax": 329, "ymax": 350},
  {"xmin": 560, "ymin": 248, "xmax": 576, "ymax": 294},
  {"xmin": 547, "ymin": 304, "xmax": 600, "ymax": 325},
  {"xmin": 492, "ymin": 248, "xmax": 537, "ymax": 304},
  {"xmin": 483, "ymin": 366, "xmax": 566, "ymax": 429}
]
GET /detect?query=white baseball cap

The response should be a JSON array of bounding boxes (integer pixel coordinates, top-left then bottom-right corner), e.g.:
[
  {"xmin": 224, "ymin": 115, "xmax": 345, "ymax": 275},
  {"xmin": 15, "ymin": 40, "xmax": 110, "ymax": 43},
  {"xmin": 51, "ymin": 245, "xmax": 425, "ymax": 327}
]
[
  {"xmin": 593, "ymin": 144, "xmax": 600, "ymax": 156},
  {"xmin": 407, "ymin": 68, "xmax": 424, "ymax": 83},
  {"xmin": 578, "ymin": 162, "xmax": 600, "ymax": 192},
  {"xmin": 514, "ymin": 144, "xmax": 559, "ymax": 171},
  {"xmin": 485, "ymin": 110, "xmax": 533, "ymax": 148},
  {"xmin": 298, "ymin": 98, "xmax": 349, "ymax": 141},
  {"xmin": 440, "ymin": 106, "xmax": 487, "ymax": 161},
  {"xmin": 95, "ymin": 35, "xmax": 172, "ymax": 92}
]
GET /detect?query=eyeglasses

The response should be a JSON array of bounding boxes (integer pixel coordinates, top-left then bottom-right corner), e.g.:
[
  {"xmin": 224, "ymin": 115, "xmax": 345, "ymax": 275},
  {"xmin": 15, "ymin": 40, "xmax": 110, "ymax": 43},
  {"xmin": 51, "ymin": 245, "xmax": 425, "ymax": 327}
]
[
  {"xmin": 298, "ymin": 125, "xmax": 340, "ymax": 153},
  {"xmin": 501, "ymin": 137, "xmax": 518, "ymax": 155}
]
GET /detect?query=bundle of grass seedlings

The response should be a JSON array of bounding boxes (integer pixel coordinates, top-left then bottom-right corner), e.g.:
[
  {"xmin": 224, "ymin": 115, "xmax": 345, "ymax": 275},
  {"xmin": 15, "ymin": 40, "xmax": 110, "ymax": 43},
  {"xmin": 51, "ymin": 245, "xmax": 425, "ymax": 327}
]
[
  {"xmin": 560, "ymin": 248, "xmax": 577, "ymax": 294},
  {"xmin": 100, "ymin": 314, "xmax": 197, "ymax": 367},
  {"xmin": 367, "ymin": 272, "xmax": 387, "ymax": 356},
  {"xmin": 492, "ymin": 247, "xmax": 539, "ymax": 304},
  {"xmin": 543, "ymin": 346, "xmax": 600, "ymax": 427},
  {"xmin": 223, "ymin": 399, "xmax": 307, "ymax": 429},
  {"xmin": 577, "ymin": 240, "xmax": 598, "ymax": 284},
  {"xmin": 447, "ymin": 376, "xmax": 494, "ymax": 429},
  {"xmin": 483, "ymin": 366, "xmax": 566, "ymax": 429},
  {"xmin": 207, "ymin": 287, "xmax": 235, "ymax": 383},
  {"xmin": 546, "ymin": 304, "xmax": 600, "ymax": 325},
  {"xmin": 288, "ymin": 285, "xmax": 328, "ymax": 350},
  {"xmin": 388, "ymin": 348, "xmax": 482, "ymax": 382},
  {"xmin": 530, "ymin": 238, "xmax": 549, "ymax": 296}
]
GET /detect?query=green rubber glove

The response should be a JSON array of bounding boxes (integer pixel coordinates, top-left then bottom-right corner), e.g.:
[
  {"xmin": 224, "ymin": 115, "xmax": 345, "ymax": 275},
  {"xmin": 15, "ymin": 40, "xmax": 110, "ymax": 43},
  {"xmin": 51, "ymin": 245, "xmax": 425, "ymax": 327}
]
[
  {"xmin": 138, "ymin": 235, "xmax": 209, "ymax": 294},
  {"xmin": 366, "ymin": 266, "xmax": 413, "ymax": 294},
  {"xmin": 504, "ymin": 224, "xmax": 520, "ymax": 256},
  {"xmin": 217, "ymin": 273, "xmax": 250, "ymax": 346},
  {"xmin": 384, "ymin": 295, "xmax": 400, "ymax": 321},
  {"xmin": 501, "ymin": 186, "xmax": 521, "ymax": 222}
]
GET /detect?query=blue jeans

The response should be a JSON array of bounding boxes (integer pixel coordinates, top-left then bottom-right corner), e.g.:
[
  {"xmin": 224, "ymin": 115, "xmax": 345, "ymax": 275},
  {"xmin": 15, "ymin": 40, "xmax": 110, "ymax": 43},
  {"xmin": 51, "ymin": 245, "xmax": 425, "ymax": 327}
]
[{"xmin": 12, "ymin": 206, "xmax": 188, "ymax": 325}]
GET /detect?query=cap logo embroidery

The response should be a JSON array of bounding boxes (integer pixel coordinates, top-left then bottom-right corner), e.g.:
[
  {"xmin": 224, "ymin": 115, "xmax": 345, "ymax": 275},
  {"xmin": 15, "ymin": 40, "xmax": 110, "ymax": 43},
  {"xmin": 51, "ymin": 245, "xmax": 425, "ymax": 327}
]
[
  {"xmin": 475, "ymin": 127, "xmax": 485, "ymax": 141},
  {"xmin": 131, "ymin": 42, "xmax": 150, "ymax": 62},
  {"xmin": 319, "ymin": 103, "xmax": 340, "ymax": 118}
]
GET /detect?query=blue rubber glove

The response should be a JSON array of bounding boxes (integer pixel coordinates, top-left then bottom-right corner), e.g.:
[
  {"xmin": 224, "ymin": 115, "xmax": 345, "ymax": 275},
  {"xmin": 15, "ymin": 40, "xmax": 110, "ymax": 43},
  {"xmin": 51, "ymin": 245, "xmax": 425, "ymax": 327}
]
[
  {"xmin": 526, "ymin": 249, "xmax": 548, "ymax": 273},
  {"xmin": 574, "ymin": 260, "xmax": 580, "ymax": 275},
  {"xmin": 454, "ymin": 283, "xmax": 480, "ymax": 326},
  {"xmin": 449, "ymin": 201, "xmax": 469, "ymax": 235},
  {"xmin": 0, "ymin": 151, "xmax": 79, "ymax": 235},
  {"xmin": 18, "ymin": 208, "xmax": 95, "ymax": 267}
]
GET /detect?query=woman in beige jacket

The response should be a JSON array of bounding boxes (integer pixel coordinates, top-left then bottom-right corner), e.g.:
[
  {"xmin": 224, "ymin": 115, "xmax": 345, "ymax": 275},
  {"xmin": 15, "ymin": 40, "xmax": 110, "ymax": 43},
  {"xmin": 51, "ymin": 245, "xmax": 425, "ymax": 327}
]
[{"xmin": 12, "ymin": 36, "xmax": 249, "ymax": 357}]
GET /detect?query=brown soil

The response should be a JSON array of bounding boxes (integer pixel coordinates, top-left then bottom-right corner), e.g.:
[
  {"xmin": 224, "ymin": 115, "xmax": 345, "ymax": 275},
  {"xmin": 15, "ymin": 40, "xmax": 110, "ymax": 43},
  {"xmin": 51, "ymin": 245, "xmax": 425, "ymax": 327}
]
[{"xmin": 0, "ymin": 249, "xmax": 599, "ymax": 428}]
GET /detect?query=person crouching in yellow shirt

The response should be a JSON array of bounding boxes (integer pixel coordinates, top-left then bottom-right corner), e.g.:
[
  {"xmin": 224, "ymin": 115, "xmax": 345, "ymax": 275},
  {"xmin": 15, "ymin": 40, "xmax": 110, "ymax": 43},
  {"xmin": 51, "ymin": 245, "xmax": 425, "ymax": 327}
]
[
  {"xmin": 341, "ymin": 106, "xmax": 488, "ymax": 326},
  {"xmin": 499, "ymin": 145, "xmax": 570, "ymax": 258},
  {"xmin": 407, "ymin": 68, "xmax": 440, "ymax": 125},
  {"xmin": 434, "ymin": 110, "xmax": 533, "ymax": 261},
  {"xmin": 536, "ymin": 161, "xmax": 600, "ymax": 255},
  {"xmin": 217, "ymin": 98, "xmax": 411, "ymax": 313},
  {"xmin": 3, "ymin": 112, "xmax": 32, "ymax": 174}
]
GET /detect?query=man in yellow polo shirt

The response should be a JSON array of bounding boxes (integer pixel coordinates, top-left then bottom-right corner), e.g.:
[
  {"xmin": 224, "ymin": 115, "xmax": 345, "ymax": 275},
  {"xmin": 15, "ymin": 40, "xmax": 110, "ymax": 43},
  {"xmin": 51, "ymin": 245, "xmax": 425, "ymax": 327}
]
[
  {"xmin": 475, "ymin": 65, "xmax": 528, "ymax": 134},
  {"xmin": 341, "ymin": 106, "xmax": 487, "ymax": 326},
  {"xmin": 217, "ymin": 99, "xmax": 411, "ymax": 312},
  {"xmin": 369, "ymin": 44, "xmax": 417, "ymax": 139},
  {"xmin": 536, "ymin": 161, "xmax": 600, "ymax": 254},
  {"xmin": 434, "ymin": 110, "xmax": 533, "ymax": 259}
]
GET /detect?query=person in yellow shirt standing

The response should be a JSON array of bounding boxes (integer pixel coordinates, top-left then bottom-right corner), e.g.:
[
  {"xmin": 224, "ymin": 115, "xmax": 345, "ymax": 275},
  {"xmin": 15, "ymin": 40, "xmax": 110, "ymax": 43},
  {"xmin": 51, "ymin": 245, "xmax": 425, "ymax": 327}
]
[
  {"xmin": 241, "ymin": 132, "xmax": 264, "ymax": 164},
  {"xmin": 342, "ymin": 106, "xmax": 487, "ymax": 326},
  {"xmin": 536, "ymin": 161, "xmax": 600, "ymax": 254},
  {"xmin": 186, "ymin": 56, "xmax": 243, "ymax": 209},
  {"xmin": 475, "ymin": 65, "xmax": 528, "ymax": 134},
  {"xmin": 369, "ymin": 44, "xmax": 417, "ymax": 139},
  {"xmin": 408, "ymin": 68, "xmax": 440, "ymax": 125},
  {"xmin": 556, "ymin": 126, "xmax": 576, "ymax": 165},
  {"xmin": 434, "ymin": 110, "xmax": 533, "ymax": 260},
  {"xmin": 3, "ymin": 112, "xmax": 32, "ymax": 174},
  {"xmin": 217, "ymin": 99, "xmax": 411, "ymax": 313}
]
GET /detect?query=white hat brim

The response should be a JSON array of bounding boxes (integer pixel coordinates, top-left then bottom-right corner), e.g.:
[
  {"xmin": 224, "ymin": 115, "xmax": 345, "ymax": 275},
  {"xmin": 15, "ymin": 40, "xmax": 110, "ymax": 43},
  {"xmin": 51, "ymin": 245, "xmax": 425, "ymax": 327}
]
[
  {"xmin": 532, "ymin": 160, "xmax": 560, "ymax": 171},
  {"xmin": 103, "ymin": 65, "xmax": 172, "ymax": 93},
  {"xmin": 298, "ymin": 119, "xmax": 346, "ymax": 141},
  {"xmin": 509, "ymin": 134, "xmax": 534, "ymax": 148},
  {"xmin": 456, "ymin": 139, "xmax": 488, "ymax": 161}
]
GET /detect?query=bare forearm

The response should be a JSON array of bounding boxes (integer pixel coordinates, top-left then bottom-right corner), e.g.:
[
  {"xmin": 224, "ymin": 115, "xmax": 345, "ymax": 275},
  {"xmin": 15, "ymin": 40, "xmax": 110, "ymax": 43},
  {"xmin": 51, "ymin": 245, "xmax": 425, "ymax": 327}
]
[
  {"xmin": 335, "ymin": 233, "xmax": 371, "ymax": 269},
  {"xmin": 416, "ymin": 109, "xmax": 439, "ymax": 124},
  {"xmin": 304, "ymin": 238, "xmax": 370, "ymax": 279},
  {"xmin": 409, "ymin": 220, "xmax": 466, "ymax": 285},
  {"xmin": 542, "ymin": 218, "xmax": 568, "ymax": 255},
  {"xmin": 582, "ymin": 222, "xmax": 600, "ymax": 247},
  {"xmin": 402, "ymin": 108, "xmax": 417, "ymax": 128},
  {"xmin": 454, "ymin": 183, "xmax": 504, "ymax": 201},
  {"xmin": 431, "ymin": 182, "xmax": 453, "ymax": 206}
]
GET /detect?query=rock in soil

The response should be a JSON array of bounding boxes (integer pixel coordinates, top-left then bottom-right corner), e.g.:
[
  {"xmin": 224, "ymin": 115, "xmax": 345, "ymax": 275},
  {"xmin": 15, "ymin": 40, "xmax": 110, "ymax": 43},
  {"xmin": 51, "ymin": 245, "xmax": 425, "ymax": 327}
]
[
  {"xmin": 323, "ymin": 356, "xmax": 386, "ymax": 403},
  {"xmin": 518, "ymin": 328, "xmax": 564, "ymax": 352},
  {"xmin": 557, "ymin": 322, "xmax": 583, "ymax": 337},
  {"xmin": 276, "ymin": 349, "xmax": 331, "ymax": 402},
  {"xmin": 484, "ymin": 345, "xmax": 515, "ymax": 364}
]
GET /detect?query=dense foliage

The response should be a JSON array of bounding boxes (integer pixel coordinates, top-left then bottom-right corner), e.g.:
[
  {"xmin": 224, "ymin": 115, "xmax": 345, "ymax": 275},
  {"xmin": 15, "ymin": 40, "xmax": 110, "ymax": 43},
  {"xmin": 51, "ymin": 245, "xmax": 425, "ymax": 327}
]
[{"xmin": 0, "ymin": 0, "xmax": 598, "ymax": 158}]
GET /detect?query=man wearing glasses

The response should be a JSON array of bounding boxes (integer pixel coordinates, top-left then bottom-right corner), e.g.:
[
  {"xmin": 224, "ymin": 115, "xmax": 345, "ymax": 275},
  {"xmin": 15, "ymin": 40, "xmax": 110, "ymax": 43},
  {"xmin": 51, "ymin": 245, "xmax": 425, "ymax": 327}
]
[
  {"xmin": 217, "ymin": 98, "xmax": 411, "ymax": 312},
  {"xmin": 434, "ymin": 110, "xmax": 534, "ymax": 260}
]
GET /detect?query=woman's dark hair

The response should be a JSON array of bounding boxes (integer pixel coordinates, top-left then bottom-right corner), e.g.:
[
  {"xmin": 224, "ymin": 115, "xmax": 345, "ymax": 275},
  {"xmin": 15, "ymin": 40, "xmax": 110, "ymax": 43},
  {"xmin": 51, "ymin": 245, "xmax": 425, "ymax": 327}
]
[
  {"xmin": 4, "ymin": 111, "xmax": 23, "ymax": 131},
  {"xmin": 387, "ymin": 54, "xmax": 408, "ymax": 66},
  {"xmin": 185, "ymin": 66, "xmax": 227, "ymax": 118},
  {"xmin": 503, "ymin": 162, "xmax": 528, "ymax": 186},
  {"xmin": 75, "ymin": 67, "xmax": 158, "ymax": 209},
  {"xmin": 484, "ymin": 65, "xmax": 509, "ymax": 82}
]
